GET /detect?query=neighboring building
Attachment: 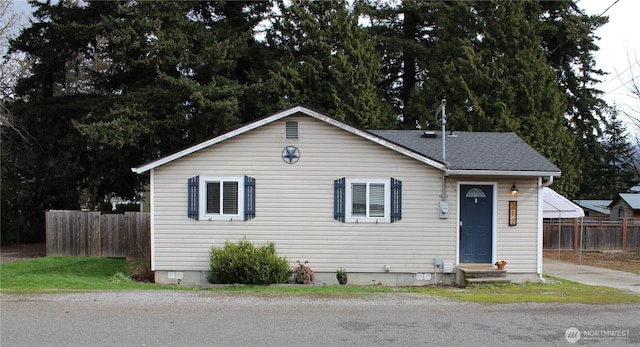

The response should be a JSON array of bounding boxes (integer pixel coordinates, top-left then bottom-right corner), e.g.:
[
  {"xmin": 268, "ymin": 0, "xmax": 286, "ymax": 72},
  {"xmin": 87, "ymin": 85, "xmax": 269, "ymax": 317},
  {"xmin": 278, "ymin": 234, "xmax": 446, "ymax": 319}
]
[
  {"xmin": 628, "ymin": 185, "xmax": 640, "ymax": 193},
  {"xmin": 572, "ymin": 200, "xmax": 611, "ymax": 218},
  {"xmin": 132, "ymin": 106, "xmax": 561, "ymax": 286},
  {"xmin": 609, "ymin": 194, "xmax": 640, "ymax": 220}
]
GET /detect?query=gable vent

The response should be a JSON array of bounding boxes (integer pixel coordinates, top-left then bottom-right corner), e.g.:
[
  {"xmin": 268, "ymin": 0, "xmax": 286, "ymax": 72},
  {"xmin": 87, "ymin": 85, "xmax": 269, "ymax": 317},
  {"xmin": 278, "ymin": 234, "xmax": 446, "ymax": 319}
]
[{"xmin": 286, "ymin": 121, "xmax": 298, "ymax": 139}]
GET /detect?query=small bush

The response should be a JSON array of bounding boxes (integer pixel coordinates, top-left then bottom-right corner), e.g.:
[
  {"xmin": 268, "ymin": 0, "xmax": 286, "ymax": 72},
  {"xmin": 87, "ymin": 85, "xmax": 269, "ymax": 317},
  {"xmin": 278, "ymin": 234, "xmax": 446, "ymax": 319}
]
[
  {"xmin": 109, "ymin": 271, "xmax": 134, "ymax": 283},
  {"xmin": 336, "ymin": 267, "xmax": 347, "ymax": 285},
  {"xmin": 127, "ymin": 259, "xmax": 153, "ymax": 282},
  {"xmin": 293, "ymin": 260, "xmax": 315, "ymax": 284},
  {"xmin": 207, "ymin": 240, "xmax": 290, "ymax": 285}
]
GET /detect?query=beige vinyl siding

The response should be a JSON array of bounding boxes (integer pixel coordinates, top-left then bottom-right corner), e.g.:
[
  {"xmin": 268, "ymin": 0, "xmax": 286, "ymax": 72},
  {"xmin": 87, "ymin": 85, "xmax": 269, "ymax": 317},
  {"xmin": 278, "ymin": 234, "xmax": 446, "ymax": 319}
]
[
  {"xmin": 152, "ymin": 116, "xmax": 458, "ymax": 273},
  {"xmin": 494, "ymin": 178, "xmax": 540, "ymax": 273}
]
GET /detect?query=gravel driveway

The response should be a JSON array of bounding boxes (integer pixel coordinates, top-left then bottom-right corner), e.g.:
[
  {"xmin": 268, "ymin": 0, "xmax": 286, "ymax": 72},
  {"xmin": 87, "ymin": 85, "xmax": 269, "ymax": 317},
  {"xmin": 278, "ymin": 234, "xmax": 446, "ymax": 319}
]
[
  {"xmin": 2, "ymin": 291, "xmax": 639, "ymax": 346},
  {"xmin": 0, "ymin": 243, "xmax": 46, "ymax": 263}
]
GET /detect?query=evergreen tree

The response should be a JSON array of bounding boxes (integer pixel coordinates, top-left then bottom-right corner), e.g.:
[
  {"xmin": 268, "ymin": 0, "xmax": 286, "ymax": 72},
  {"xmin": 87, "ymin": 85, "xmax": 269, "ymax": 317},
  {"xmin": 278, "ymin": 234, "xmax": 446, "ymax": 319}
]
[
  {"xmin": 2, "ymin": 0, "xmax": 264, "ymax": 242},
  {"xmin": 357, "ymin": 0, "xmax": 435, "ymax": 128},
  {"xmin": 360, "ymin": 0, "xmax": 608, "ymax": 196},
  {"xmin": 266, "ymin": 0, "xmax": 393, "ymax": 128},
  {"xmin": 600, "ymin": 107, "xmax": 637, "ymax": 198},
  {"xmin": 538, "ymin": 0, "xmax": 609, "ymax": 198},
  {"xmin": 416, "ymin": 1, "xmax": 580, "ymax": 194},
  {"xmin": 2, "ymin": 0, "xmax": 106, "ymax": 243}
]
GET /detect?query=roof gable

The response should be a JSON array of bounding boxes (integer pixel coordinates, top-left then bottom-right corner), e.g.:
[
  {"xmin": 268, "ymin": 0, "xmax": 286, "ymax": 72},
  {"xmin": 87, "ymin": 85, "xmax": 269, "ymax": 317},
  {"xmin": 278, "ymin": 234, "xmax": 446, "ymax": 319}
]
[
  {"xmin": 132, "ymin": 105, "xmax": 446, "ymax": 174},
  {"xmin": 573, "ymin": 200, "xmax": 611, "ymax": 215},
  {"xmin": 613, "ymin": 193, "xmax": 640, "ymax": 209},
  {"xmin": 132, "ymin": 105, "xmax": 561, "ymax": 177}
]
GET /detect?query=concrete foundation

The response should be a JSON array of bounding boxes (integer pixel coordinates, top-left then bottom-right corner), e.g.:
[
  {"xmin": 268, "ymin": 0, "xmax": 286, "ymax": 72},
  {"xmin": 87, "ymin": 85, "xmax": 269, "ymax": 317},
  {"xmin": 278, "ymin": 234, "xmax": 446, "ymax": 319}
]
[{"xmin": 154, "ymin": 270, "xmax": 459, "ymax": 287}]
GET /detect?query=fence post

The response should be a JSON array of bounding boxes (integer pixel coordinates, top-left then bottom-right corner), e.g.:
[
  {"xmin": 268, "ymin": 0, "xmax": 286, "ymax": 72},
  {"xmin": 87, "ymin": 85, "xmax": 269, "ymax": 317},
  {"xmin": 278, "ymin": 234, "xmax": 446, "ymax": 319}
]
[
  {"xmin": 573, "ymin": 218, "xmax": 579, "ymax": 251},
  {"xmin": 622, "ymin": 215, "xmax": 628, "ymax": 251}
]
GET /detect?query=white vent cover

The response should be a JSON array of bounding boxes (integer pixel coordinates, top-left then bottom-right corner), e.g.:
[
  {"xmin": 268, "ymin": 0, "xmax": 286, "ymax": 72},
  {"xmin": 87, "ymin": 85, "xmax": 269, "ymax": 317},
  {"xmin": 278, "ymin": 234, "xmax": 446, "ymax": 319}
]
[{"xmin": 286, "ymin": 121, "xmax": 298, "ymax": 139}]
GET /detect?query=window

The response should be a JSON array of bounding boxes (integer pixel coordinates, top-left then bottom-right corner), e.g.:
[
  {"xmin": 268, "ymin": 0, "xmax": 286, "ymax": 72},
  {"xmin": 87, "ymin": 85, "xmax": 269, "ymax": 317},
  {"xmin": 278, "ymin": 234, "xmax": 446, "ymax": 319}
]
[
  {"xmin": 187, "ymin": 176, "xmax": 255, "ymax": 221},
  {"xmin": 334, "ymin": 177, "xmax": 402, "ymax": 223},
  {"xmin": 206, "ymin": 180, "xmax": 238, "ymax": 215}
]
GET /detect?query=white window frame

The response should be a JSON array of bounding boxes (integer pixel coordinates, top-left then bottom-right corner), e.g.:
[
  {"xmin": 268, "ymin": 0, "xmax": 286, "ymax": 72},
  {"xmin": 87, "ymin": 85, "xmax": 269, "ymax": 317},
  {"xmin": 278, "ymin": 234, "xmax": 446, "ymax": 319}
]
[
  {"xmin": 199, "ymin": 176, "xmax": 244, "ymax": 221},
  {"xmin": 345, "ymin": 178, "xmax": 390, "ymax": 223}
]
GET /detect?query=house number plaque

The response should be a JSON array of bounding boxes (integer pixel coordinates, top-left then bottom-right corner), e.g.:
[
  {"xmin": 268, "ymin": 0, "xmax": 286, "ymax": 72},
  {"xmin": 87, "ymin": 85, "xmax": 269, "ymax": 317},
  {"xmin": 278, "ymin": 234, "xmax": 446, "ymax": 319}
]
[{"xmin": 509, "ymin": 201, "xmax": 517, "ymax": 226}]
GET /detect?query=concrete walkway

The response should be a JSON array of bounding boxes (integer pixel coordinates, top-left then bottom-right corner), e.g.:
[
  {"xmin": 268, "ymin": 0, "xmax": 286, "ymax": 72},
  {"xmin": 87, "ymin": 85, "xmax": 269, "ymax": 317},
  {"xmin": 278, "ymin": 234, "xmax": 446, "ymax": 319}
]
[{"xmin": 543, "ymin": 258, "xmax": 640, "ymax": 294}]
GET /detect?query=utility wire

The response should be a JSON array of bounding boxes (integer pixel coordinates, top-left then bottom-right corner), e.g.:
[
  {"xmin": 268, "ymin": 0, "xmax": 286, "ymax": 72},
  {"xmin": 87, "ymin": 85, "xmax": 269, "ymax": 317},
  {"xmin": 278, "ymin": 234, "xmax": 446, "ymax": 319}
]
[
  {"xmin": 600, "ymin": 60, "xmax": 640, "ymax": 89},
  {"xmin": 603, "ymin": 74, "xmax": 639, "ymax": 97},
  {"xmin": 549, "ymin": 0, "xmax": 620, "ymax": 55}
]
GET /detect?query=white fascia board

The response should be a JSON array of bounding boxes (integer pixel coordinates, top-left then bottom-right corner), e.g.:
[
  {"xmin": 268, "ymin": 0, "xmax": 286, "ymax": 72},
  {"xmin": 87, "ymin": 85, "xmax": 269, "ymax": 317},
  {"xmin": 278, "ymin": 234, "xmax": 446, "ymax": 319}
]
[
  {"xmin": 446, "ymin": 170, "xmax": 561, "ymax": 177},
  {"xmin": 132, "ymin": 105, "xmax": 448, "ymax": 174}
]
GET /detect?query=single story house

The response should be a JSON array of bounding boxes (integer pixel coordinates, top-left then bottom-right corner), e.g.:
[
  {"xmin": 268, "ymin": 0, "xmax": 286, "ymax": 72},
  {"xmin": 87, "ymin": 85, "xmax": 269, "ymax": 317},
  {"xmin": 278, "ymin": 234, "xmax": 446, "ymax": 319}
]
[
  {"xmin": 572, "ymin": 199, "xmax": 611, "ymax": 218},
  {"xmin": 609, "ymin": 193, "xmax": 640, "ymax": 220},
  {"xmin": 132, "ymin": 105, "xmax": 561, "ymax": 286}
]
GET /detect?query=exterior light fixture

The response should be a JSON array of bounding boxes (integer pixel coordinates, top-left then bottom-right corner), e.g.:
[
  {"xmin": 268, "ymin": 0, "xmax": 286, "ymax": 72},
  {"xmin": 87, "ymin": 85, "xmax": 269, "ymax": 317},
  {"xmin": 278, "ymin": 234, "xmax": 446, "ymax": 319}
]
[{"xmin": 510, "ymin": 182, "xmax": 518, "ymax": 196}]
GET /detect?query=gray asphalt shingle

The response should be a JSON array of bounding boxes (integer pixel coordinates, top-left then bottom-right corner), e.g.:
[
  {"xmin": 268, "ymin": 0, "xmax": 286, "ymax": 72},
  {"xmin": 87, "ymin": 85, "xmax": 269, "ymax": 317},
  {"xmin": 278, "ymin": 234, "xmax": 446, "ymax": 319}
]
[{"xmin": 367, "ymin": 130, "xmax": 560, "ymax": 173}]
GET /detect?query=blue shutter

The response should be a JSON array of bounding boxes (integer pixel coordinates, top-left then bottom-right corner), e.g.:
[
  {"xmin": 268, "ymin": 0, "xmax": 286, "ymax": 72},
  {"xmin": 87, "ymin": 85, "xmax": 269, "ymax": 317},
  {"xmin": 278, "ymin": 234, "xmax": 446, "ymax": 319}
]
[
  {"xmin": 391, "ymin": 177, "xmax": 402, "ymax": 223},
  {"xmin": 334, "ymin": 177, "xmax": 345, "ymax": 222},
  {"xmin": 244, "ymin": 176, "xmax": 256, "ymax": 221},
  {"xmin": 188, "ymin": 176, "xmax": 199, "ymax": 220}
]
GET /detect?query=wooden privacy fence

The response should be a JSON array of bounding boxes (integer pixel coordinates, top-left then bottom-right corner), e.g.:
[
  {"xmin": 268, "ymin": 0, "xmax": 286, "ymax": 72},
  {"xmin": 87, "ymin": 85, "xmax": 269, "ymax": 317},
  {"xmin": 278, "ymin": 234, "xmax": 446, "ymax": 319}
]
[
  {"xmin": 46, "ymin": 210, "xmax": 150, "ymax": 259},
  {"xmin": 543, "ymin": 217, "xmax": 640, "ymax": 251}
]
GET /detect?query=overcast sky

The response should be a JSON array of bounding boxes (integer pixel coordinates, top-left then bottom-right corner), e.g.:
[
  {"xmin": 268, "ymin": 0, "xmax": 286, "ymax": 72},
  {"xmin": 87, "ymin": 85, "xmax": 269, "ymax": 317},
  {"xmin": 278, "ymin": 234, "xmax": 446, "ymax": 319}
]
[{"xmin": 580, "ymin": 0, "xmax": 639, "ymax": 126}]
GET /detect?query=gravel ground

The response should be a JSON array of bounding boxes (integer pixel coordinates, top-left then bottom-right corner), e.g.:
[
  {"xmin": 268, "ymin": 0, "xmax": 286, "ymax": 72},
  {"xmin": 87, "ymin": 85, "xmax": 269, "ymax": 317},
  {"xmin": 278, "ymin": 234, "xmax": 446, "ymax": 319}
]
[
  {"xmin": 0, "ymin": 243, "xmax": 46, "ymax": 263},
  {"xmin": 2, "ymin": 291, "xmax": 639, "ymax": 346}
]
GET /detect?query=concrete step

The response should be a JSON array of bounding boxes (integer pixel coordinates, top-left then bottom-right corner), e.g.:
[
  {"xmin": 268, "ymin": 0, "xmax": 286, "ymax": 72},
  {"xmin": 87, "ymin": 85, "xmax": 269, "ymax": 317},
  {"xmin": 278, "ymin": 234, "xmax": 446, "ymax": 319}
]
[
  {"xmin": 459, "ymin": 267, "xmax": 507, "ymax": 278},
  {"xmin": 465, "ymin": 277, "xmax": 512, "ymax": 285}
]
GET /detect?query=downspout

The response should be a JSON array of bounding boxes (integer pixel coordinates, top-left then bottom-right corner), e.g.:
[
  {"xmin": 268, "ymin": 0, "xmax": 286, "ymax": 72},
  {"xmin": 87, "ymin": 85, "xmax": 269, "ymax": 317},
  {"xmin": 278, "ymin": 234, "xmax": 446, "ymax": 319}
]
[
  {"xmin": 440, "ymin": 99, "xmax": 446, "ymax": 169},
  {"xmin": 538, "ymin": 176, "xmax": 553, "ymax": 283}
]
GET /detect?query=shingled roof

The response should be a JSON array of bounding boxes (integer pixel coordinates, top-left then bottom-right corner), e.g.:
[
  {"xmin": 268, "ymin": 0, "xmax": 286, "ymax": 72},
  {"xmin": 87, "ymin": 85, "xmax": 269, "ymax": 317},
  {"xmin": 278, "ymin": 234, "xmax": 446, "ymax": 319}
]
[
  {"xmin": 367, "ymin": 130, "xmax": 561, "ymax": 173},
  {"xmin": 133, "ymin": 105, "xmax": 561, "ymax": 177}
]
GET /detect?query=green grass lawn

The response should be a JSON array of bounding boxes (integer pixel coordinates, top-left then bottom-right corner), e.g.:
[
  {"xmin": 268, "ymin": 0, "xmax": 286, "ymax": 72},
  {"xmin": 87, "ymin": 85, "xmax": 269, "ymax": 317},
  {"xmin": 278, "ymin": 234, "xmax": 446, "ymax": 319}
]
[
  {"xmin": 2, "ymin": 257, "xmax": 639, "ymax": 304},
  {"xmin": 0, "ymin": 257, "xmax": 171, "ymax": 292}
]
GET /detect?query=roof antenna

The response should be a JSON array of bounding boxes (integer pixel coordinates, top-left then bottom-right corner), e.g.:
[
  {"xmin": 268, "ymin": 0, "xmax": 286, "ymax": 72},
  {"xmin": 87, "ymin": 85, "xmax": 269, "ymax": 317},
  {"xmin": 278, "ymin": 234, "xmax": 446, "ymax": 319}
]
[
  {"xmin": 435, "ymin": 98, "xmax": 449, "ymax": 219},
  {"xmin": 435, "ymin": 99, "xmax": 446, "ymax": 163}
]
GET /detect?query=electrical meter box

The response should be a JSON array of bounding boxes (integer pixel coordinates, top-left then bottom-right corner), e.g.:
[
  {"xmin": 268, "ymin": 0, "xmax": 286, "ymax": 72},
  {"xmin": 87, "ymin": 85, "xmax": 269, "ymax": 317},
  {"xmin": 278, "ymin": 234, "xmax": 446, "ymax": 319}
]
[
  {"xmin": 434, "ymin": 257, "xmax": 442, "ymax": 267},
  {"xmin": 439, "ymin": 201, "xmax": 449, "ymax": 219}
]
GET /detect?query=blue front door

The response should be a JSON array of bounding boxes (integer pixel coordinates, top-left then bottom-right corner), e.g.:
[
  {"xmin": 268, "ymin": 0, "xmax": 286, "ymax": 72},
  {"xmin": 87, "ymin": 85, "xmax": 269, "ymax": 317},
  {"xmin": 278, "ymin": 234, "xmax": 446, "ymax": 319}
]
[{"xmin": 459, "ymin": 185, "xmax": 493, "ymax": 263}]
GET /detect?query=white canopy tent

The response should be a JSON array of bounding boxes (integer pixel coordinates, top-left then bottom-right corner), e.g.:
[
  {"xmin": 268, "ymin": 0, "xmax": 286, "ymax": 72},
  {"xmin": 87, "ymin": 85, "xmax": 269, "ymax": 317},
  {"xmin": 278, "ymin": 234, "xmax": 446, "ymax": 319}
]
[
  {"xmin": 542, "ymin": 187, "xmax": 585, "ymax": 264},
  {"xmin": 543, "ymin": 187, "xmax": 584, "ymax": 218}
]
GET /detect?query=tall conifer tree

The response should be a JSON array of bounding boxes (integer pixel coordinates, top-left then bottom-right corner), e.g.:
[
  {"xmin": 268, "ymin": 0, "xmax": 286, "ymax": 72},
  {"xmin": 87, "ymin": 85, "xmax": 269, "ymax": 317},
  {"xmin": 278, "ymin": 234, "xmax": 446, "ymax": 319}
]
[{"xmin": 266, "ymin": 0, "xmax": 393, "ymax": 128}]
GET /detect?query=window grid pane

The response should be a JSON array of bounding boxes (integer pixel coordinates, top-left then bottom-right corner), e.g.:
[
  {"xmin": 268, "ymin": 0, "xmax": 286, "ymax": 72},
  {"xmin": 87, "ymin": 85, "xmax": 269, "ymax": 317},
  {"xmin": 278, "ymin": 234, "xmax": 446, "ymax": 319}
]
[
  {"xmin": 222, "ymin": 181, "xmax": 238, "ymax": 214},
  {"xmin": 369, "ymin": 183, "xmax": 385, "ymax": 217},
  {"xmin": 206, "ymin": 182, "xmax": 220, "ymax": 214},
  {"xmin": 352, "ymin": 183, "xmax": 366, "ymax": 216}
]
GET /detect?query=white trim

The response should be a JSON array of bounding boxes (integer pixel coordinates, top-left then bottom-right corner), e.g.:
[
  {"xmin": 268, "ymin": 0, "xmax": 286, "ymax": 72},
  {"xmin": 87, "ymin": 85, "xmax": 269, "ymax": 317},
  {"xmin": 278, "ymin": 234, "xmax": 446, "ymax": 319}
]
[
  {"xmin": 132, "ymin": 106, "xmax": 448, "ymax": 174},
  {"xmin": 345, "ymin": 178, "xmax": 391, "ymax": 223},
  {"xmin": 199, "ymin": 176, "xmax": 244, "ymax": 221},
  {"xmin": 537, "ymin": 177, "xmax": 543, "ymax": 275},
  {"xmin": 456, "ymin": 181, "xmax": 497, "ymax": 265},
  {"xmin": 447, "ymin": 170, "xmax": 560, "ymax": 177},
  {"xmin": 149, "ymin": 169, "xmax": 156, "ymax": 271}
]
